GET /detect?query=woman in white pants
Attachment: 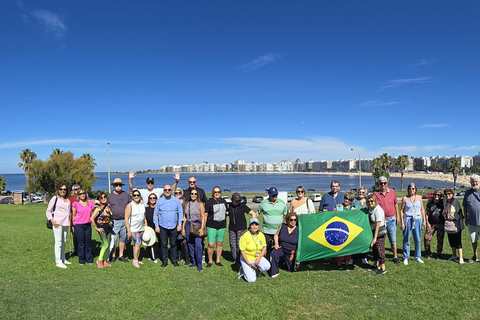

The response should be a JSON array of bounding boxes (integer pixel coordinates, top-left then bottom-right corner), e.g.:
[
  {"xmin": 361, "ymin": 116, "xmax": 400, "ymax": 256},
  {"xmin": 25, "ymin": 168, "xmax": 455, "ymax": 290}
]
[
  {"xmin": 239, "ymin": 218, "xmax": 271, "ymax": 283},
  {"xmin": 46, "ymin": 182, "xmax": 71, "ymax": 269}
]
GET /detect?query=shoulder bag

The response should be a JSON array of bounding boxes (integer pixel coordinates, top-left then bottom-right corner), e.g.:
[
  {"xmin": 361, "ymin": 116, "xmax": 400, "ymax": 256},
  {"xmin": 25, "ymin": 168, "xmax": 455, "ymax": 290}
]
[{"xmin": 46, "ymin": 196, "xmax": 59, "ymax": 229}]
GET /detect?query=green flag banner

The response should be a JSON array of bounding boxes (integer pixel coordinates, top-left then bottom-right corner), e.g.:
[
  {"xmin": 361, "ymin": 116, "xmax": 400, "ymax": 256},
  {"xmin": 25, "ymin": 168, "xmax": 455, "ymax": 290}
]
[{"xmin": 297, "ymin": 209, "xmax": 373, "ymax": 262}]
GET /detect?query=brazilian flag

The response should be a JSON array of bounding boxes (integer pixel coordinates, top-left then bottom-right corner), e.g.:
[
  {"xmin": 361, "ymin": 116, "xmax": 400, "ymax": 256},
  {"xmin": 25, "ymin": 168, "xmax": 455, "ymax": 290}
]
[{"xmin": 297, "ymin": 209, "xmax": 372, "ymax": 262}]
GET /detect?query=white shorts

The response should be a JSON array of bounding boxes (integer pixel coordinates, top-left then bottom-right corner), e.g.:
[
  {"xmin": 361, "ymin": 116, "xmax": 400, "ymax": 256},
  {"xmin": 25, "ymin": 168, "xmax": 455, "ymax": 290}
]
[{"xmin": 468, "ymin": 224, "xmax": 480, "ymax": 243}]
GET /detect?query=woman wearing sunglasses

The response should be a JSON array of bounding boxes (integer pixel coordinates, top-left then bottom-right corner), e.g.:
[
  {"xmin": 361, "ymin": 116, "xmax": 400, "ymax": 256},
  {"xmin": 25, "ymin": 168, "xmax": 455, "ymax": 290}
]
[
  {"xmin": 423, "ymin": 189, "xmax": 445, "ymax": 260},
  {"xmin": 71, "ymin": 188, "xmax": 95, "ymax": 265},
  {"xmin": 125, "ymin": 190, "xmax": 146, "ymax": 268},
  {"xmin": 144, "ymin": 193, "xmax": 159, "ymax": 263},
  {"xmin": 270, "ymin": 212, "xmax": 299, "ymax": 278},
  {"xmin": 367, "ymin": 194, "xmax": 387, "ymax": 275},
  {"xmin": 182, "ymin": 189, "xmax": 206, "ymax": 271},
  {"xmin": 91, "ymin": 192, "xmax": 113, "ymax": 268},
  {"xmin": 46, "ymin": 182, "xmax": 71, "ymax": 269}
]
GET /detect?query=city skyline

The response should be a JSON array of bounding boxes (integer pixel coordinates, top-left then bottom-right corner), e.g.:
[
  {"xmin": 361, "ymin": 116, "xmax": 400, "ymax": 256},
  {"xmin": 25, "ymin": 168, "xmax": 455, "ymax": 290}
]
[{"xmin": 2, "ymin": 1, "xmax": 480, "ymax": 173}]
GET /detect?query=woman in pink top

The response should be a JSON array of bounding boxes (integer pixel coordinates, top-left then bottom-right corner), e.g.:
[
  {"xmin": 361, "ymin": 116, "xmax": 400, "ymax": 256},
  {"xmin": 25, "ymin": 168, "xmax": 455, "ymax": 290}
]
[
  {"xmin": 46, "ymin": 182, "xmax": 71, "ymax": 269},
  {"xmin": 71, "ymin": 188, "xmax": 95, "ymax": 265}
]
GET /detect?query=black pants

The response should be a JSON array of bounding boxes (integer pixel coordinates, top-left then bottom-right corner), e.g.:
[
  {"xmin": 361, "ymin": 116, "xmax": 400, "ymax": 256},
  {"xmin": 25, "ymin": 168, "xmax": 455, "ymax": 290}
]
[{"xmin": 160, "ymin": 226, "xmax": 178, "ymax": 264}]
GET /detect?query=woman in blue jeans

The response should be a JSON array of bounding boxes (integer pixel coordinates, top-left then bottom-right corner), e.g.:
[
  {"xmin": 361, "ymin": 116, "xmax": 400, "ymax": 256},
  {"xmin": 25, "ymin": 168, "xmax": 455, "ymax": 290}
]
[
  {"xmin": 71, "ymin": 188, "xmax": 95, "ymax": 265},
  {"xmin": 400, "ymin": 183, "xmax": 426, "ymax": 265},
  {"xmin": 182, "ymin": 190, "xmax": 206, "ymax": 271}
]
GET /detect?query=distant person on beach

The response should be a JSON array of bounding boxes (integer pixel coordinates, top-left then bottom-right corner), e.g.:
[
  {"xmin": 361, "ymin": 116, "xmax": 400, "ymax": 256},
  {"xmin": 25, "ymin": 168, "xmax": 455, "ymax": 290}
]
[
  {"xmin": 257, "ymin": 187, "xmax": 288, "ymax": 254},
  {"xmin": 183, "ymin": 176, "xmax": 208, "ymax": 203},
  {"xmin": 400, "ymin": 183, "xmax": 426, "ymax": 265},
  {"xmin": 107, "ymin": 178, "xmax": 131, "ymax": 263},
  {"xmin": 319, "ymin": 180, "xmax": 345, "ymax": 212},
  {"xmin": 374, "ymin": 176, "xmax": 400, "ymax": 264},
  {"xmin": 463, "ymin": 174, "xmax": 480, "ymax": 263},
  {"xmin": 154, "ymin": 184, "xmax": 183, "ymax": 267},
  {"xmin": 205, "ymin": 186, "xmax": 228, "ymax": 267},
  {"xmin": 424, "ymin": 189, "xmax": 445, "ymax": 260},
  {"xmin": 46, "ymin": 182, "xmax": 71, "ymax": 269},
  {"xmin": 129, "ymin": 171, "xmax": 180, "ymax": 205}
]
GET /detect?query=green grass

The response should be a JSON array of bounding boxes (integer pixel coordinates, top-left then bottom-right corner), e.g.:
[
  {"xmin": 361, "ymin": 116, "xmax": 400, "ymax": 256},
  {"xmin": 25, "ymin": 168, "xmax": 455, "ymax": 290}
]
[{"xmin": 1, "ymin": 203, "xmax": 479, "ymax": 319}]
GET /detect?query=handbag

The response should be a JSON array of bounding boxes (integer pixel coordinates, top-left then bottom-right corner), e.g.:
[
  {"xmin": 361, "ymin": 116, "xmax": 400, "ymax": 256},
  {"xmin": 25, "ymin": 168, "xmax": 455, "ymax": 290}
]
[
  {"xmin": 444, "ymin": 220, "xmax": 461, "ymax": 234},
  {"xmin": 188, "ymin": 202, "xmax": 207, "ymax": 238},
  {"xmin": 46, "ymin": 196, "xmax": 58, "ymax": 229}
]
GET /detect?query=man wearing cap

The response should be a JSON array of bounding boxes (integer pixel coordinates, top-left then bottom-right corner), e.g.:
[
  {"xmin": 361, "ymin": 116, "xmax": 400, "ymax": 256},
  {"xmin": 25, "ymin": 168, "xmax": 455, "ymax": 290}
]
[
  {"xmin": 257, "ymin": 187, "xmax": 287, "ymax": 254},
  {"xmin": 107, "ymin": 178, "xmax": 131, "ymax": 263},
  {"xmin": 463, "ymin": 174, "xmax": 480, "ymax": 263},
  {"xmin": 318, "ymin": 180, "xmax": 345, "ymax": 212},
  {"xmin": 129, "ymin": 171, "xmax": 179, "ymax": 206},
  {"xmin": 374, "ymin": 176, "xmax": 400, "ymax": 264},
  {"xmin": 154, "ymin": 184, "xmax": 183, "ymax": 267},
  {"xmin": 183, "ymin": 176, "xmax": 208, "ymax": 203},
  {"xmin": 69, "ymin": 184, "xmax": 81, "ymax": 257}
]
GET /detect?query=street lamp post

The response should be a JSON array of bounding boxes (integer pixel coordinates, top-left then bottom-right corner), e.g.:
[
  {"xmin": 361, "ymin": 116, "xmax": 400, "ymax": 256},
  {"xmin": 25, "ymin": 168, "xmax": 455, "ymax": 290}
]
[
  {"xmin": 351, "ymin": 148, "xmax": 361, "ymax": 189},
  {"xmin": 107, "ymin": 143, "xmax": 111, "ymax": 193}
]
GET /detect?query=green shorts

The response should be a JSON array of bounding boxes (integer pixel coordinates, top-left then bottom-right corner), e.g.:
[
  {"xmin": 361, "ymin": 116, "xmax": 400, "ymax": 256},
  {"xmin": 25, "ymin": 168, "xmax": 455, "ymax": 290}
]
[{"xmin": 207, "ymin": 227, "xmax": 226, "ymax": 243}]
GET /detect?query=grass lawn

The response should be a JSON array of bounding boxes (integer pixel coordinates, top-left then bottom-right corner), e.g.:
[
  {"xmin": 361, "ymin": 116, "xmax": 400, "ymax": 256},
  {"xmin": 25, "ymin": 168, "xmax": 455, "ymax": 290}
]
[{"xmin": 1, "ymin": 203, "xmax": 479, "ymax": 319}]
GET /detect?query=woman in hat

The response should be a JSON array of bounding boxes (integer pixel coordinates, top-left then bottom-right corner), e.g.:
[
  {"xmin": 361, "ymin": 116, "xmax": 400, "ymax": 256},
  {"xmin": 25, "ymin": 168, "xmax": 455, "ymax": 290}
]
[
  {"xmin": 125, "ymin": 189, "xmax": 146, "ymax": 268},
  {"xmin": 46, "ymin": 182, "xmax": 71, "ymax": 269},
  {"xmin": 90, "ymin": 192, "xmax": 113, "ymax": 268},
  {"xmin": 270, "ymin": 212, "xmax": 299, "ymax": 278},
  {"xmin": 239, "ymin": 218, "xmax": 271, "ymax": 283},
  {"xmin": 228, "ymin": 192, "xmax": 257, "ymax": 265},
  {"xmin": 71, "ymin": 188, "xmax": 95, "ymax": 265},
  {"xmin": 182, "ymin": 189, "xmax": 206, "ymax": 271},
  {"xmin": 144, "ymin": 192, "xmax": 159, "ymax": 263}
]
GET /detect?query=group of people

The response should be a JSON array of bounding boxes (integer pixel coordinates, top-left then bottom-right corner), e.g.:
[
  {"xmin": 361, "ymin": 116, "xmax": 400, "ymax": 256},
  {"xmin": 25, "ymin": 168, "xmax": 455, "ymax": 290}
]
[{"xmin": 46, "ymin": 173, "xmax": 480, "ymax": 282}]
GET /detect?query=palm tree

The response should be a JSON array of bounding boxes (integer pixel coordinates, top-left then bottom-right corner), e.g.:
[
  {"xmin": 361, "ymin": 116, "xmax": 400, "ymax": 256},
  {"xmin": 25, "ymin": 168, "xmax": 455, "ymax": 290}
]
[
  {"xmin": 52, "ymin": 148, "xmax": 63, "ymax": 156},
  {"xmin": 395, "ymin": 155, "xmax": 410, "ymax": 191},
  {"xmin": 448, "ymin": 158, "xmax": 461, "ymax": 190},
  {"xmin": 18, "ymin": 149, "xmax": 37, "ymax": 202},
  {"xmin": 81, "ymin": 153, "xmax": 97, "ymax": 168},
  {"xmin": 378, "ymin": 153, "xmax": 394, "ymax": 172}
]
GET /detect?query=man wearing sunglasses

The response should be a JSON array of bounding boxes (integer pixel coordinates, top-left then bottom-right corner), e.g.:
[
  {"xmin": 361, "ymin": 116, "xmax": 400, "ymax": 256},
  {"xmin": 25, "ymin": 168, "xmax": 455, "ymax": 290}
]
[
  {"xmin": 129, "ymin": 171, "xmax": 180, "ymax": 206},
  {"xmin": 154, "ymin": 185, "xmax": 184, "ymax": 267},
  {"xmin": 183, "ymin": 176, "xmax": 207, "ymax": 203},
  {"xmin": 374, "ymin": 176, "xmax": 400, "ymax": 264},
  {"xmin": 107, "ymin": 178, "xmax": 132, "ymax": 263},
  {"xmin": 257, "ymin": 187, "xmax": 287, "ymax": 255}
]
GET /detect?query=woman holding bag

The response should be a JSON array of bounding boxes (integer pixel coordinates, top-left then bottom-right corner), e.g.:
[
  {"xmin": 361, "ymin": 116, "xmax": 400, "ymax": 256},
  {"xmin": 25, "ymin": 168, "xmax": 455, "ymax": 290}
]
[
  {"xmin": 182, "ymin": 190, "xmax": 206, "ymax": 271},
  {"xmin": 367, "ymin": 194, "xmax": 387, "ymax": 275},
  {"xmin": 90, "ymin": 192, "xmax": 113, "ymax": 268},
  {"xmin": 46, "ymin": 182, "xmax": 71, "ymax": 269},
  {"xmin": 443, "ymin": 188, "xmax": 465, "ymax": 264}
]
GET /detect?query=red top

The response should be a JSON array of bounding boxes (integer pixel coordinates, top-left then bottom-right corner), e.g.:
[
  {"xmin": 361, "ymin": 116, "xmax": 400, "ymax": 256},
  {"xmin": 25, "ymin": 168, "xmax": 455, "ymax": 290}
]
[
  {"xmin": 374, "ymin": 188, "xmax": 398, "ymax": 218},
  {"xmin": 69, "ymin": 195, "xmax": 77, "ymax": 204}
]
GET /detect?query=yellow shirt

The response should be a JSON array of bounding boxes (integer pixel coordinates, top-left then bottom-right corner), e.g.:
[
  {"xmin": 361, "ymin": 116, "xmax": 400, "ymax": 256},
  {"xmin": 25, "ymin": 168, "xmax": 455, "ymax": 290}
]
[{"xmin": 239, "ymin": 231, "xmax": 266, "ymax": 261}]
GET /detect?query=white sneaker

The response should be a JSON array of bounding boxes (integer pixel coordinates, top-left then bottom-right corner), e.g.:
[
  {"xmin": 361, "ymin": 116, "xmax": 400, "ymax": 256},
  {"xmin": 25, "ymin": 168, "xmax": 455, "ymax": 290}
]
[
  {"xmin": 271, "ymin": 273, "xmax": 279, "ymax": 278},
  {"xmin": 361, "ymin": 258, "xmax": 368, "ymax": 264},
  {"xmin": 153, "ymin": 259, "xmax": 158, "ymax": 264},
  {"xmin": 63, "ymin": 261, "xmax": 72, "ymax": 265},
  {"xmin": 403, "ymin": 259, "xmax": 409, "ymax": 266},
  {"xmin": 56, "ymin": 263, "xmax": 67, "ymax": 269},
  {"xmin": 448, "ymin": 255, "xmax": 458, "ymax": 261},
  {"xmin": 415, "ymin": 258, "xmax": 424, "ymax": 264},
  {"xmin": 459, "ymin": 258, "xmax": 465, "ymax": 265}
]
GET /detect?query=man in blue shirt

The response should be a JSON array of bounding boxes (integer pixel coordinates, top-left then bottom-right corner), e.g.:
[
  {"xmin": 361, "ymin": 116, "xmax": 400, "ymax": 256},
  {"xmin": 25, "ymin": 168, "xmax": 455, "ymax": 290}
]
[
  {"xmin": 154, "ymin": 185, "xmax": 183, "ymax": 267},
  {"xmin": 319, "ymin": 180, "xmax": 345, "ymax": 212}
]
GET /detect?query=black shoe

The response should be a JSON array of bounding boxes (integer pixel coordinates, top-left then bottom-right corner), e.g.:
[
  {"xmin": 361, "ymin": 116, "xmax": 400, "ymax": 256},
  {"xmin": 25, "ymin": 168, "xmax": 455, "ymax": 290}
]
[
  {"xmin": 375, "ymin": 268, "xmax": 387, "ymax": 276},
  {"xmin": 173, "ymin": 262, "xmax": 179, "ymax": 267},
  {"xmin": 118, "ymin": 256, "xmax": 128, "ymax": 263},
  {"xmin": 369, "ymin": 264, "xmax": 378, "ymax": 271},
  {"xmin": 334, "ymin": 265, "xmax": 343, "ymax": 270},
  {"xmin": 393, "ymin": 257, "xmax": 399, "ymax": 264},
  {"xmin": 161, "ymin": 262, "xmax": 168, "ymax": 268},
  {"xmin": 206, "ymin": 263, "xmax": 212, "ymax": 268},
  {"xmin": 215, "ymin": 262, "xmax": 224, "ymax": 267},
  {"xmin": 322, "ymin": 259, "xmax": 330, "ymax": 266},
  {"xmin": 109, "ymin": 257, "xmax": 116, "ymax": 263}
]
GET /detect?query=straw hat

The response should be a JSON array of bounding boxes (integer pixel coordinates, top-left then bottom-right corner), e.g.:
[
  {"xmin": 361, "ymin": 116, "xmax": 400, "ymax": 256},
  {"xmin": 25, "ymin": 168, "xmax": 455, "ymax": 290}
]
[
  {"xmin": 142, "ymin": 226, "xmax": 157, "ymax": 247},
  {"xmin": 111, "ymin": 178, "xmax": 125, "ymax": 186}
]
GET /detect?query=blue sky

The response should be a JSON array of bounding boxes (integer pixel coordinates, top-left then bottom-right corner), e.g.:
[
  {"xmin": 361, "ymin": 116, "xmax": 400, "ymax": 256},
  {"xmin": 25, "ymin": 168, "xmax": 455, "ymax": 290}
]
[{"xmin": 1, "ymin": 0, "xmax": 480, "ymax": 173}]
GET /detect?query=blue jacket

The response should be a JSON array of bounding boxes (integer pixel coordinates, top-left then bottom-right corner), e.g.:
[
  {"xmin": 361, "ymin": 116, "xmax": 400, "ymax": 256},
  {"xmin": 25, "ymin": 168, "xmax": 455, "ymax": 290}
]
[{"xmin": 154, "ymin": 196, "xmax": 183, "ymax": 229}]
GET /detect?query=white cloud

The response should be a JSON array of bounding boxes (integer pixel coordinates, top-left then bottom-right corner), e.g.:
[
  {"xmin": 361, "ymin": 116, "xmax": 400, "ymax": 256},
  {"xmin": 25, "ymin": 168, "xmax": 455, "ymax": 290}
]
[
  {"xmin": 409, "ymin": 59, "xmax": 435, "ymax": 67},
  {"xmin": 380, "ymin": 144, "xmax": 450, "ymax": 155},
  {"xmin": 31, "ymin": 9, "xmax": 66, "ymax": 38},
  {"xmin": 380, "ymin": 76, "xmax": 433, "ymax": 90},
  {"xmin": 418, "ymin": 123, "xmax": 451, "ymax": 129},
  {"xmin": 240, "ymin": 53, "xmax": 284, "ymax": 70},
  {"xmin": 353, "ymin": 100, "xmax": 400, "ymax": 109}
]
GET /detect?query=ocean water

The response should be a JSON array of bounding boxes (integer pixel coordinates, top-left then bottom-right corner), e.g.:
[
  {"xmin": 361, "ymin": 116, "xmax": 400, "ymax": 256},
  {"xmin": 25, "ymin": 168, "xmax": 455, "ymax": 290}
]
[{"xmin": 1, "ymin": 172, "xmax": 455, "ymax": 193}]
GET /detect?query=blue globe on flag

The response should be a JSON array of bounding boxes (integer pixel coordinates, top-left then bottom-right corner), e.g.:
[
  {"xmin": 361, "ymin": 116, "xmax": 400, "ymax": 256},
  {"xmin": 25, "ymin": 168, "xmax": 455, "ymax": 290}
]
[{"xmin": 324, "ymin": 221, "xmax": 349, "ymax": 246}]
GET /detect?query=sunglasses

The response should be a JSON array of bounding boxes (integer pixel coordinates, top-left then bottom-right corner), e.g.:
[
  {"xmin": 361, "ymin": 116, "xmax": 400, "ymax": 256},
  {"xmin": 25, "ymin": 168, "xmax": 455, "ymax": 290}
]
[
  {"xmin": 434, "ymin": 194, "xmax": 441, "ymax": 197},
  {"xmin": 213, "ymin": 191, "xmax": 221, "ymax": 194},
  {"xmin": 149, "ymin": 196, "xmax": 157, "ymax": 200},
  {"xmin": 191, "ymin": 193, "xmax": 198, "ymax": 195},
  {"xmin": 174, "ymin": 191, "xmax": 182, "ymax": 195},
  {"xmin": 367, "ymin": 200, "xmax": 375, "ymax": 203},
  {"xmin": 147, "ymin": 182, "xmax": 154, "ymax": 185},
  {"xmin": 79, "ymin": 192, "xmax": 86, "ymax": 195},
  {"xmin": 133, "ymin": 194, "xmax": 141, "ymax": 197},
  {"xmin": 100, "ymin": 195, "xmax": 107, "ymax": 199},
  {"xmin": 164, "ymin": 189, "xmax": 172, "ymax": 192},
  {"xmin": 289, "ymin": 218, "xmax": 297, "ymax": 222},
  {"xmin": 114, "ymin": 185, "xmax": 122, "ymax": 187},
  {"xmin": 73, "ymin": 188, "xmax": 79, "ymax": 192},
  {"xmin": 189, "ymin": 181, "xmax": 196, "ymax": 184},
  {"xmin": 296, "ymin": 190, "xmax": 305, "ymax": 193},
  {"xmin": 380, "ymin": 182, "xmax": 387, "ymax": 185},
  {"xmin": 59, "ymin": 188, "xmax": 67, "ymax": 191}
]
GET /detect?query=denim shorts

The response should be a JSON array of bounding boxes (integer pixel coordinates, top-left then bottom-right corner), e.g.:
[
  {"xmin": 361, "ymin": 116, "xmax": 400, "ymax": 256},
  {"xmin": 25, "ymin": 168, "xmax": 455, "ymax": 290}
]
[
  {"xmin": 112, "ymin": 219, "xmax": 127, "ymax": 244},
  {"xmin": 385, "ymin": 217, "xmax": 397, "ymax": 245}
]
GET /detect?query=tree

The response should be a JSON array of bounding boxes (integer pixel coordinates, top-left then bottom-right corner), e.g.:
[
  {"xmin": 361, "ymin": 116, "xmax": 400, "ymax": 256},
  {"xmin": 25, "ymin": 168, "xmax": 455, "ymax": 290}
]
[
  {"xmin": 428, "ymin": 163, "xmax": 443, "ymax": 172},
  {"xmin": 448, "ymin": 158, "xmax": 461, "ymax": 190},
  {"xmin": 27, "ymin": 151, "xmax": 97, "ymax": 196},
  {"xmin": 51, "ymin": 148, "xmax": 64, "ymax": 157},
  {"xmin": 395, "ymin": 155, "xmax": 410, "ymax": 191},
  {"xmin": 18, "ymin": 148, "xmax": 37, "ymax": 202},
  {"xmin": 0, "ymin": 175, "xmax": 6, "ymax": 193},
  {"xmin": 81, "ymin": 153, "xmax": 97, "ymax": 169},
  {"xmin": 371, "ymin": 153, "xmax": 394, "ymax": 189}
]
